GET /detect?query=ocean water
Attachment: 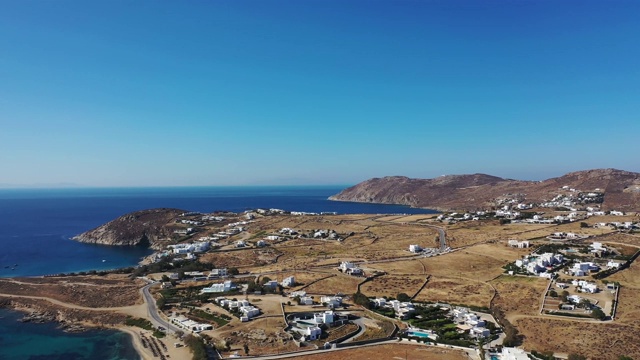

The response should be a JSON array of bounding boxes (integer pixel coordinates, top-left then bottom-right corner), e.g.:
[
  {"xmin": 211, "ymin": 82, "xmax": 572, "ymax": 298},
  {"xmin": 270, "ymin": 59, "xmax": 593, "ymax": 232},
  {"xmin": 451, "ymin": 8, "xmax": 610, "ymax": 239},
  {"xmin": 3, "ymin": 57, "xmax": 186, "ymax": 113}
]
[
  {"xmin": 0, "ymin": 308, "xmax": 139, "ymax": 360},
  {"xmin": 0, "ymin": 186, "xmax": 436, "ymax": 359},
  {"xmin": 0, "ymin": 186, "xmax": 435, "ymax": 277}
]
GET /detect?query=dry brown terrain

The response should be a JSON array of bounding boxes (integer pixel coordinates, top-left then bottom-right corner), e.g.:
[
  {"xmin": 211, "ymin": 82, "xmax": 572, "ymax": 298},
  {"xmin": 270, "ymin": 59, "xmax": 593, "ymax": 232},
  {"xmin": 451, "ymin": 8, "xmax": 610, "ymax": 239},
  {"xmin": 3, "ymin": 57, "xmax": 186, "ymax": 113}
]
[
  {"xmin": 0, "ymin": 275, "xmax": 142, "ymax": 307},
  {"xmin": 516, "ymin": 317, "xmax": 640, "ymax": 359},
  {"xmin": 490, "ymin": 276, "xmax": 549, "ymax": 319},
  {"xmin": 329, "ymin": 168, "xmax": 640, "ymax": 211},
  {"xmin": 303, "ymin": 274, "xmax": 362, "ymax": 295},
  {"xmin": 359, "ymin": 275, "xmax": 428, "ymax": 298},
  {"xmin": 414, "ymin": 276, "xmax": 494, "ymax": 308},
  {"xmin": 296, "ymin": 343, "xmax": 469, "ymax": 360}
]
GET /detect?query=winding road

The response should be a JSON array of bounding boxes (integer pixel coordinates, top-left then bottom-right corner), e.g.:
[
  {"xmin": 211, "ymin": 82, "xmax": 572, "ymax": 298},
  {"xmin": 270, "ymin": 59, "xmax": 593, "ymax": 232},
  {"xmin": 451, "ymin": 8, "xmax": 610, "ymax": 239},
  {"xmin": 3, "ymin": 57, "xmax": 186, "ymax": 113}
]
[{"xmin": 141, "ymin": 281, "xmax": 181, "ymax": 334}]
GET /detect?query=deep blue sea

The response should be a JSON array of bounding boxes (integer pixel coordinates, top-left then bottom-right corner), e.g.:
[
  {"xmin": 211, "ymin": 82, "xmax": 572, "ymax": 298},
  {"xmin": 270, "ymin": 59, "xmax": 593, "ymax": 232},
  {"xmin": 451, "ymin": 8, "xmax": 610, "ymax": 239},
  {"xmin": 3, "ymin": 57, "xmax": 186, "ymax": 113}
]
[{"xmin": 0, "ymin": 186, "xmax": 435, "ymax": 359}]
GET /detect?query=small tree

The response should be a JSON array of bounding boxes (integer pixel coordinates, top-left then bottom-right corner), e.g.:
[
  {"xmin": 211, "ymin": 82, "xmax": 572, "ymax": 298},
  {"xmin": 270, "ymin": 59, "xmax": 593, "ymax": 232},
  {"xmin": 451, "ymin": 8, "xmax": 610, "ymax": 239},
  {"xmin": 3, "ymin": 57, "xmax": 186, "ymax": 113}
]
[
  {"xmin": 591, "ymin": 308, "xmax": 606, "ymax": 321},
  {"xmin": 243, "ymin": 343, "xmax": 249, "ymax": 355},
  {"xmin": 397, "ymin": 293, "xmax": 411, "ymax": 302},
  {"xmin": 156, "ymin": 297, "xmax": 166, "ymax": 310},
  {"xmin": 353, "ymin": 292, "xmax": 371, "ymax": 309}
]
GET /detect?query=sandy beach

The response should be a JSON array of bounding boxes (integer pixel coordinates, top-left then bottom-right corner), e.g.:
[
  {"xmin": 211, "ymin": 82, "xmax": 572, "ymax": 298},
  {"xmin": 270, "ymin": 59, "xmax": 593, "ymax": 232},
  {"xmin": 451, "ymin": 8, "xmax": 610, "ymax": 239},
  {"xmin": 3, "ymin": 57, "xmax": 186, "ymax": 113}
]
[{"xmin": 117, "ymin": 326, "xmax": 193, "ymax": 360}]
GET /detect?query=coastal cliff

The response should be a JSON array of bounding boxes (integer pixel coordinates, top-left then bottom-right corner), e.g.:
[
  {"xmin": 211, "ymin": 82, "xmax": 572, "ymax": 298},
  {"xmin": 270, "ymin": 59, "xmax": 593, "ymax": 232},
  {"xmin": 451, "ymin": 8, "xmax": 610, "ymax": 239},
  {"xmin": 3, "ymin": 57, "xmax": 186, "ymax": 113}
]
[
  {"xmin": 73, "ymin": 208, "xmax": 186, "ymax": 249},
  {"xmin": 330, "ymin": 169, "xmax": 640, "ymax": 211}
]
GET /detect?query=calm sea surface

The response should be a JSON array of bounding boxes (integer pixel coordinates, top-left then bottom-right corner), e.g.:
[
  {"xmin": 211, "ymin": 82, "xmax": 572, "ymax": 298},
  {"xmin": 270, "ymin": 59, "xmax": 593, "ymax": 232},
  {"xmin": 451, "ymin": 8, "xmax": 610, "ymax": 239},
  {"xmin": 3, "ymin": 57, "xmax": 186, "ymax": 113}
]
[{"xmin": 0, "ymin": 186, "xmax": 435, "ymax": 359}]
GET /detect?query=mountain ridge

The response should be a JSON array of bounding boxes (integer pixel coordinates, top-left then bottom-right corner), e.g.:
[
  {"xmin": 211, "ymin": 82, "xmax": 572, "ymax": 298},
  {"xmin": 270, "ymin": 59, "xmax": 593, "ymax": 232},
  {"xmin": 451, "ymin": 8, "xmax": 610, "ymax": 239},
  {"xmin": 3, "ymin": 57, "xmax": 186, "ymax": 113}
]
[{"xmin": 329, "ymin": 168, "xmax": 640, "ymax": 212}]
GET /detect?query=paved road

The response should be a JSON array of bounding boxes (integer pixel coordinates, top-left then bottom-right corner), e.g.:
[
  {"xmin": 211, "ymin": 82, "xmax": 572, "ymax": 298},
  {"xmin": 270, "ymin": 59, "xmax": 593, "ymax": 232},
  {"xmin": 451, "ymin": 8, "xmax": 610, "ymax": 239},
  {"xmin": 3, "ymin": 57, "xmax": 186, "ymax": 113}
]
[
  {"xmin": 341, "ymin": 318, "xmax": 366, "ymax": 343},
  {"xmin": 141, "ymin": 282, "xmax": 181, "ymax": 334},
  {"xmin": 421, "ymin": 224, "xmax": 447, "ymax": 251}
]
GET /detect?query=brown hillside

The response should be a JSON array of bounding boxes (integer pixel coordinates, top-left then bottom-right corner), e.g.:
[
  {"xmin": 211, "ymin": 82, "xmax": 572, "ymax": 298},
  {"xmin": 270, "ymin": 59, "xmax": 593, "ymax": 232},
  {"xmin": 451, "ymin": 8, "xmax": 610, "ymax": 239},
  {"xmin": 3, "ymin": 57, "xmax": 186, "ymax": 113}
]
[
  {"xmin": 329, "ymin": 169, "xmax": 640, "ymax": 211},
  {"xmin": 72, "ymin": 208, "xmax": 186, "ymax": 249}
]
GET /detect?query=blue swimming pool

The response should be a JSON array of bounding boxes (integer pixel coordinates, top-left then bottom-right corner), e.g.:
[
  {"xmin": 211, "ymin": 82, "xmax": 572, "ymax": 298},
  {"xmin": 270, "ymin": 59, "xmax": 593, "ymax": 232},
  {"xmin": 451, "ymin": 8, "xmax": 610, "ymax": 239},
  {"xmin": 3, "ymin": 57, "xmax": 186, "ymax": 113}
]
[{"xmin": 407, "ymin": 330, "xmax": 431, "ymax": 338}]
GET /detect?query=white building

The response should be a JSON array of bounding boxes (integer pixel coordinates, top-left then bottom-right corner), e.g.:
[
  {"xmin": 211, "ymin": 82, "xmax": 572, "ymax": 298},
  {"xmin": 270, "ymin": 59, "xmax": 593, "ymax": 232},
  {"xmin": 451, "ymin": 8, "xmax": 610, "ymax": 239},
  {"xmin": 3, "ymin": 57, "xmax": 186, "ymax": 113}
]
[
  {"xmin": 302, "ymin": 326, "xmax": 322, "ymax": 341},
  {"xmin": 607, "ymin": 260, "xmax": 621, "ymax": 269},
  {"xmin": 320, "ymin": 296, "xmax": 342, "ymax": 308},
  {"xmin": 373, "ymin": 298, "xmax": 387, "ymax": 307},
  {"xmin": 208, "ymin": 268, "xmax": 228, "ymax": 279},
  {"xmin": 409, "ymin": 244, "xmax": 422, "ymax": 253},
  {"xmin": 201, "ymin": 280, "xmax": 235, "ymax": 293},
  {"xmin": 339, "ymin": 261, "xmax": 356, "ymax": 272},
  {"xmin": 170, "ymin": 316, "xmax": 213, "ymax": 333},
  {"xmin": 282, "ymin": 276, "xmax": 295, "ymax": 287},
  {"xmin": 240, "ymin": 305, "xmax": 260, "ymax": 319},
  {"xmin": 508, "ymin": 240, "xmax": 530, "ymax": 248},
  {"xmin": 314, "ymin": 311, "xmax": 335, "ymax": 324},
  {"xmin": 299, "ymin": 296, "xmax": 314, "ymax": 305}
]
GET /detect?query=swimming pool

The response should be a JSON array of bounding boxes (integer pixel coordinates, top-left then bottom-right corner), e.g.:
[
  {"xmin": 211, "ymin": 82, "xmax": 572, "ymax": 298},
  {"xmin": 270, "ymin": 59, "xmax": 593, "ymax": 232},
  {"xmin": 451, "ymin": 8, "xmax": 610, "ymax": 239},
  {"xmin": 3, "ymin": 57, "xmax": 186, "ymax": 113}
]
[{"xmin": 406, "ymin": 329, "xmax": 433, "ymax": 339}]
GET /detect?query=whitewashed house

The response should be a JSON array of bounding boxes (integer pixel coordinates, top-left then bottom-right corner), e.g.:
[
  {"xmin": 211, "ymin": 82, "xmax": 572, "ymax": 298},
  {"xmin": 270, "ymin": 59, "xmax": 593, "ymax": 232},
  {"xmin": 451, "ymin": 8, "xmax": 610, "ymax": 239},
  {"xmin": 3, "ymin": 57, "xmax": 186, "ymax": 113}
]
[{"xmin": 282, "ymin": 276, "xmax": 295, "ymax": 287}]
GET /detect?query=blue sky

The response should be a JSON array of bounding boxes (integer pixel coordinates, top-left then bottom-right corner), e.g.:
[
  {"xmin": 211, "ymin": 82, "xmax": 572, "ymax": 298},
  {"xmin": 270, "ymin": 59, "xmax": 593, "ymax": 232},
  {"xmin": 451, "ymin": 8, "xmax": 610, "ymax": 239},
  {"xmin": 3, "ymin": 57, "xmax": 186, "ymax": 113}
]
[{"xmin": 1, "ymin": 1, "xmax": 638, "ymax": 187}]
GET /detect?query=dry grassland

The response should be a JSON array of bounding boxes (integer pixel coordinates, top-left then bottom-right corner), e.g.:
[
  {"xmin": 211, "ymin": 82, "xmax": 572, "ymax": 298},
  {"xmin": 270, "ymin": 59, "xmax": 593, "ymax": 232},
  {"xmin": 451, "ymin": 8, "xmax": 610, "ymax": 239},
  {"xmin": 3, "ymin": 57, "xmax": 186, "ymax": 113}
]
[
  {"xmin": 200, "ymin": 248, "xmax": 282, "ymax": 269},
  {"xmin": 421, "ymin": 248, "xmax": 511, "ymax": 281},
  {"xmin": 213, "ymin": 316, "xmax": 299, "ymax": 357},
  {"xmin": 490, "ymin": 276, "xmax": 548, "ymax": 318},
  {"xmin": 515, "ymin": 317, "xmax": 640, "ymax": 359},
  {"xmin": 295, "ymin": 343, "xmax": 468, "ymax": 360},
  {"xmin": 369, "ymin": 258, "xmax": 427, "ymax": 274},
  {"xmin": 444, "ymin": 220, "xmax": 555, "ymax": 247},
  {"xmin": 0, "ymin": 276, "xmax": 142, "ymax": 307},
  {"xmin": 359, "ymin": 275, "xmax": 428, "ymax": 298},
  {"xmin": 413, "ymin": 276, "xmax": 494, "ymax": 308},
  {"xmin": 607, "ymin": 260, "xmax": 640, "ymax": 326},
  {"xmin": 596, "ymin": 232, "xmax": 640, "ymax": 248},
  {"xmin": 303, "ymin": 274, "xmax": 362, "ymax": 295}
]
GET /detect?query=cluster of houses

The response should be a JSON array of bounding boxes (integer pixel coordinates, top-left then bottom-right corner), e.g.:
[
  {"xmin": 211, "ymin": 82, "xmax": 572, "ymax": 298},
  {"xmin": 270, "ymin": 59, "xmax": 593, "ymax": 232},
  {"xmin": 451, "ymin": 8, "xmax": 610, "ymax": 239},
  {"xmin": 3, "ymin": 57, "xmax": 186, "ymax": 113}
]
[
  {"xmin": 547, "ymin": 232, "xmax": 587, "ymax": 241},
  {"xmin": 165, "ymin": 268, "xmax": 229, "ymax": 284},
  {"xmin": 288, "ymin": 291, "xmax": 342, "ymax": 307},
  {"xmin": 409, "ymin": 244, "xmax": 445, "ymax": 256},
  {"xmin": 288, "ymin": 310, "xmax": 342, "ymax": 341},
  {"xmin": 168, "ymin": 241, "xmax": 210, "ymax": 254},
  {"xmin": 169, "ymin": 314, "xmax": 213, "ymax": 333},
  {"xmin": 570, "ymin": 279, "xmax": 600, "ymax": 293},
  {"xmin": 214, "ymin": 297, "xmax": 260, "ymax": 322},
  {"xmin": 594, "ymin": 221, "xmax": 638, "ymax": 230},
  {"xmin": 371, "ymin": 298, "xmax": 416, "ymax": 320},
  {"xmin": 374, "ymin": 300, "xmax": 493, "ymax": 339},
  {"xmin": 338, "ymin": 261, "xmax": 363, "ymax": 276},
  {"xmin": 451, "ymin": 307, "xmax": 491, "ymax": 338},
  {"xmin": 515, "ymin": 253, "xmax": 564, "ymax": 277},
  {"xmin": 178, "ymin": 219, "xmax": 205, "ymax": 226},
  {"xmin": 436, "ymin": 212, "xmax": 485, "ymax": 223}
]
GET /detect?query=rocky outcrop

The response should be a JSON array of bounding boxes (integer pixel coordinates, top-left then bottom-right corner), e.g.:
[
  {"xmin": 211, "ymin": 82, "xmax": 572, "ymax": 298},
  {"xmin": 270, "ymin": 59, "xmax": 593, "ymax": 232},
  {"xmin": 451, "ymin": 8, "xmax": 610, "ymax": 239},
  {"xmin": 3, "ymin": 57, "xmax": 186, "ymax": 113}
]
[
  {"xmin": 330, "ymin": 169, "xmax": 640, "ymax": 212},
  {"xmin": 73, "ymin": 208, "xmax": 186, "ymax": 249}
]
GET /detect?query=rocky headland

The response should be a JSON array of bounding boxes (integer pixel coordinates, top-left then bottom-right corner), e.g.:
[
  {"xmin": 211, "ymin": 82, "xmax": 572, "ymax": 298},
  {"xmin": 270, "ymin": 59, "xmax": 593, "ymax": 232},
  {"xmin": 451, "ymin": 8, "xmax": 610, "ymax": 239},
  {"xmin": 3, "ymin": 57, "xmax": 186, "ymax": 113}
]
[{"xmin": 73, "ymin": 208, "xmax": 186, "ymax": 249}]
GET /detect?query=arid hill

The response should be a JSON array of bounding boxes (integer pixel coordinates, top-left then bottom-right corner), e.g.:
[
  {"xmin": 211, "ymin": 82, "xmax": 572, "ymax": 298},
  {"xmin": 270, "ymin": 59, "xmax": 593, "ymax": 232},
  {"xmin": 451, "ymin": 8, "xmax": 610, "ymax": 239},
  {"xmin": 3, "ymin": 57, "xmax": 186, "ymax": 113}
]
[
  {"xmin": 73, "ymin": 208, "xmax": 186, "ymax": 249},
  {"xmin": 329, "ymin": 169, "xmax": 640, "ymax": 212}
]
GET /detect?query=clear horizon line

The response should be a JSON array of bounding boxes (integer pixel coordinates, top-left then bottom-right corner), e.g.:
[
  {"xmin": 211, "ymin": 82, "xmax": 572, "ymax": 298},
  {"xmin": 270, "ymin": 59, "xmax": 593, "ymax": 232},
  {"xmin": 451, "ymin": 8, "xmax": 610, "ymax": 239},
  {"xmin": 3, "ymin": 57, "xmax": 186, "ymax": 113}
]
[{"xmin": 0, "ymin": 184, "xmax": 355, "ymax": 190}]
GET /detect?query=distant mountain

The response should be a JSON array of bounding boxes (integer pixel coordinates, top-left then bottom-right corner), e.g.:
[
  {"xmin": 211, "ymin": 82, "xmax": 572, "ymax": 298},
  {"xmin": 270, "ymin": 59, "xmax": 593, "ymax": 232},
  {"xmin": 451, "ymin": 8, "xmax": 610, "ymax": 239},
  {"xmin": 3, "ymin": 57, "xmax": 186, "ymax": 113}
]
[{"xmin": 329, "ymin": 169, "xmax": 640, "ymax": 212}]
